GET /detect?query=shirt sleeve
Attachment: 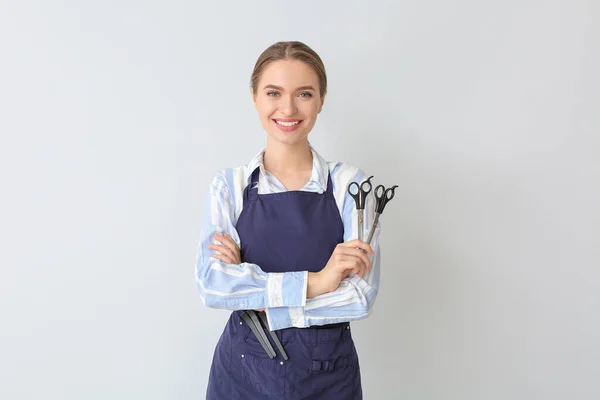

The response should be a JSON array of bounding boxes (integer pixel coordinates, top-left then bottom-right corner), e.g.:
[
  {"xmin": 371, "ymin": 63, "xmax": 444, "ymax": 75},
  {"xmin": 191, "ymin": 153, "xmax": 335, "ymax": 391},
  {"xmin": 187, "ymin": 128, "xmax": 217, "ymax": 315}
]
[
  {"xmin": 195, "ymin": 171, "xmax": 308, "ymax": 310},
  {"xmin": 265, "ymin": 168, "xmax": 382, "ymax": 330}
]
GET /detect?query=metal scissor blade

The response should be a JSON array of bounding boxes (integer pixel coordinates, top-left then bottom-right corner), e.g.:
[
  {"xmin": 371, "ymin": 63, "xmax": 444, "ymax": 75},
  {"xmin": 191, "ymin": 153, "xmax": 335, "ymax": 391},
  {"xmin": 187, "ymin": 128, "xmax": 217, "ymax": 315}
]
[
  {"xmin": 365, "ymin": 213, "xmax": 381, "ymax": 245},
  {"xmin": 357, "ymin": 209, "xmax": 364, "ymax": 241}
]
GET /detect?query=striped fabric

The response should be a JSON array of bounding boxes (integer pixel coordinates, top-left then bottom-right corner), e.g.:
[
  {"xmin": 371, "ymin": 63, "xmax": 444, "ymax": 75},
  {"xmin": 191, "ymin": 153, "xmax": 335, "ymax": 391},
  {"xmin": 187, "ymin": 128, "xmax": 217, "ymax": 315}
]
[{"xmin": 195, "ymin": 144, "xmax": 381, "ymax": 330}]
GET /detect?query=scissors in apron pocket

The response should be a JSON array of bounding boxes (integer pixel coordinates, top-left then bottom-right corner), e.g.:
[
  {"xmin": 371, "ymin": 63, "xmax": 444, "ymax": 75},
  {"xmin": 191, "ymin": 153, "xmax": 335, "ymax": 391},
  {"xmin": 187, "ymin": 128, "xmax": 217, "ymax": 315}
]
[{"xmin": 240, "ymin": 310, "xmax": 289, "ymax": 360}]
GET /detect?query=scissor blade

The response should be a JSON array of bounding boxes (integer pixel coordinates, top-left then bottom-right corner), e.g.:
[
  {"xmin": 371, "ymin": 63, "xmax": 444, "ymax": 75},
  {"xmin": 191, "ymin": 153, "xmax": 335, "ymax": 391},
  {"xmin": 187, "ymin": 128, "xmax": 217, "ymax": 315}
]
[
  {"xmin": 258, "ymin": 311, "xmax": 288, "ymax": 360},
  {"xmin": 357, "ymin": 209, "xmax": 364, "ymax": 241},
  {"xmin": 241, "ymin": 311, "xmax": 276, "ymax": 358},
  {"xmin": 366, "ymin": 213, "xmax": 381, "ymax": 245},
  {"xmin": 248, "ymin": 310, "xmax": 276, "ymax": 358}
]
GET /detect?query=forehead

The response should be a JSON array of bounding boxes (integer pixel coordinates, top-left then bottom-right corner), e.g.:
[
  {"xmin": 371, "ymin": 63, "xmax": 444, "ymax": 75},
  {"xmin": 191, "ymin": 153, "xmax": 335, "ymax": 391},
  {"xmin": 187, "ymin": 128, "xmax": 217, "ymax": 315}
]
[{"xmin": 259, "ymin": 59, "xmax": 319, "ymax": 88}]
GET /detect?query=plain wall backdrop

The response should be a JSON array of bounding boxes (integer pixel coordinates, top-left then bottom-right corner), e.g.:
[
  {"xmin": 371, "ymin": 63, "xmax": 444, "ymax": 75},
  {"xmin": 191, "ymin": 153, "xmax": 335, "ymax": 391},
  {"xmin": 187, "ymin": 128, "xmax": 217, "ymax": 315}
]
[{"xmin": 1, "ymin": 1, "xmax": 599, "ymax": 399}]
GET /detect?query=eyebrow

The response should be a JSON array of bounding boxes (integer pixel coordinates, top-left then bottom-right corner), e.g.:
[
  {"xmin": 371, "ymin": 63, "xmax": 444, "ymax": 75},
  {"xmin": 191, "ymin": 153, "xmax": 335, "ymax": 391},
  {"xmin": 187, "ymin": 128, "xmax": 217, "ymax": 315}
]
[{"xmin": 263, "ymin": 84, "xmax": 317, "ymax": 91}]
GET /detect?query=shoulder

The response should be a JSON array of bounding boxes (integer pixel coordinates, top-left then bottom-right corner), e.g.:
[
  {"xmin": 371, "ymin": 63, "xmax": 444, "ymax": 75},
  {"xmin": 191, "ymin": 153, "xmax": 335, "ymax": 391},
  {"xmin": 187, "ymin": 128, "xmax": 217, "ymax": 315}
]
[
  {"xmin": 327, "ymin": 161, "xmax": 369, "ymax": 210},
  {"xmin": 209, "ymin": 164, "xmax": 251, "ymax": 197},
  {"xmin": 328, "ymin": 161, "xmax": 368, "ymax": 188},
  {"xmin": 210, "ymin": 148, "xmax": 263, "ymax": 193}
]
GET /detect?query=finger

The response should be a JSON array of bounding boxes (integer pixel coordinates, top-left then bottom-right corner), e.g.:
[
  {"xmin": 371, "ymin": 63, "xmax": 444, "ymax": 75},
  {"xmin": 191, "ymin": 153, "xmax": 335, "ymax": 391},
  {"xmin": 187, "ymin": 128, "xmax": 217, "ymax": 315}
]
[
  {"xmin": 348, "ymin": 260, "xmax": 365, "ymax": 278},
  {"xmin": 342, "ymin": 258, "xmax": 366, "ymax": 277},
  {"xmin": 218, "ymin": 232, "xmax": 238, "ymax": 247},
  {"xmin": 349, "ymin": 248, "xmax": 371, "ymax": 270},
  {"xmin": 217, "ymin": 234, "xmax": 241, "ymax": 263},
  {"xmin": 337, "ymin": 248, "xmax": 371, "ymax": 270},
  {"xmin": 224, "ymin": 232, "xmax": 239, "ymax": 246},
  {"xmin": 340, "ymin": 247, "xmax": 371, "ymax": 269},
  {"xmin": 214, "ymin": 233, "xmax": 240, "ymax": 253},
  {"xmin": 338, "ymin": 254, "xmax": 368, "ymax": 271},
  {"xmin": 211, "ymin": 253, "xmax": 232, "ymax": 264},
  {"xmin": 209, "ymin": 244, "xmax": 236, "ymax": 261},
  {"xmin": 354, "ymin": 262, "xmax": 366, "ymax": 278},
  {"xmin": 343, "ymin": 259, "xmax": 365, "ymax": 278},
  {"xmin": 338, "ymin": 240, "xmax": 374, "ymax": 254}
]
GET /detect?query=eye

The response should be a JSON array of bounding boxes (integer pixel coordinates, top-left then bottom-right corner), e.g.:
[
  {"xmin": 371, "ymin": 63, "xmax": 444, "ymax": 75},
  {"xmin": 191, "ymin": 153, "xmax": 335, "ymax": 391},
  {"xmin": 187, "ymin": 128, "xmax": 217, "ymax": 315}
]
[
  {"xmin": 266, "ymin": 90, "xmax": 280, "ymax": 97},
  {"xmin": 298, "ymin": 92, "xmax": 313, "ymax": 98}
]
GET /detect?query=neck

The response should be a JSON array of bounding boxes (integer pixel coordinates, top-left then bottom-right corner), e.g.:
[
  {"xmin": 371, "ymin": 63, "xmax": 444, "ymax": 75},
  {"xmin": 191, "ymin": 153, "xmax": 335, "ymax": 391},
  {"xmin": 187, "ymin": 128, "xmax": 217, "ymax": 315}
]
[{"xmin": 263, "ymin": 139, "xmax": 313, "ymax": 173}]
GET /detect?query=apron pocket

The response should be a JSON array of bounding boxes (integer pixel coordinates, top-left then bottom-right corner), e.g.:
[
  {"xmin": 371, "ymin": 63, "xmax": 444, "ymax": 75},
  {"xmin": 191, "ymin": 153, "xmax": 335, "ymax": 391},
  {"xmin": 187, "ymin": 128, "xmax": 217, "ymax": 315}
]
[{"xmin": 241, "ymin": 353, "xmax": 286, "ymax": 396}]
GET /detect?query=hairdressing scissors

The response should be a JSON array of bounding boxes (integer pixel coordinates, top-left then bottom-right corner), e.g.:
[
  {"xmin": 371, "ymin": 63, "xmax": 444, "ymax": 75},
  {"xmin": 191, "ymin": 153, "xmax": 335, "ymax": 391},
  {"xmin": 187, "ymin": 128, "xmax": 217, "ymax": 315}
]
[
  {"xmin": 241, "ymin": 310, "xmax": 288, "ymax": 360},
  {"xmin": 347, "ymin": 176, "xmax": 374, "ymax": 241},
  {"xmin": 365, "ymin": 184, "xmax": 398, "ymax": 245}
]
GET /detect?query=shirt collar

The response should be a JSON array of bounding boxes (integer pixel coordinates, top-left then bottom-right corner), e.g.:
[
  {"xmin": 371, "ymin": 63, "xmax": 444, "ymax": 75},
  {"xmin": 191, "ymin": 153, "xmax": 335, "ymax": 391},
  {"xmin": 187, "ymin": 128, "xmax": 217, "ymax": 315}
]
[{"xmin": 246, "ymin": 143, "xmax": 329, "ymax": 193}]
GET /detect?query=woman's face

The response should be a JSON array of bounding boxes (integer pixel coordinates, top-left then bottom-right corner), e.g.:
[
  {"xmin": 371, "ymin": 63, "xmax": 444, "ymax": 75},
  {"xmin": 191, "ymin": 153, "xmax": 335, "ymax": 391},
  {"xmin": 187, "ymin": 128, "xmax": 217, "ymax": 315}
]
[{"xmin": 253, "ymin": 59, "xmax": 324, "ymax": 147}]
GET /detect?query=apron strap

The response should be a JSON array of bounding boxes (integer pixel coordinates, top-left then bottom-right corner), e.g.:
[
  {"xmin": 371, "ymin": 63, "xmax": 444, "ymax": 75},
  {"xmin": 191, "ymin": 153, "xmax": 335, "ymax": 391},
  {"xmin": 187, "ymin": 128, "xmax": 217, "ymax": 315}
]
[
  {"xmin": 244, "ymin": 167, "xmax": 261, "ymax": 203},
  {"xmin": 324, "ymin": 169, "xmax": 334, "ymax": 197}
]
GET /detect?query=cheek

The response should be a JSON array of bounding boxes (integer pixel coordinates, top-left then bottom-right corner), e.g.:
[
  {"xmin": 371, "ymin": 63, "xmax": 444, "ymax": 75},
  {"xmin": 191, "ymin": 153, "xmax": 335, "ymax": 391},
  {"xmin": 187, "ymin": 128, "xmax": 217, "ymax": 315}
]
[
  {"xmin": 301, "ymin": 102, "xmax": 320, "ymax": 117},
  {"xmin": 255, "ymin": 100, "xmax": 276, "ymax": 118}
]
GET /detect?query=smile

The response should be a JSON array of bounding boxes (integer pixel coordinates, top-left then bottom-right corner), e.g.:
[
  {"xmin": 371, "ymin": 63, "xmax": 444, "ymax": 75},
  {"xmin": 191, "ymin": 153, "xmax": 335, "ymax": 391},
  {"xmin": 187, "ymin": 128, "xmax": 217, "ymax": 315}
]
[
  {"xmin": 275, "ymin": 119, "xmax": 300, "ymax": 126},
  {"xmin": 273, "ymin": 119, "xmax": 303, "ymax": 132}
]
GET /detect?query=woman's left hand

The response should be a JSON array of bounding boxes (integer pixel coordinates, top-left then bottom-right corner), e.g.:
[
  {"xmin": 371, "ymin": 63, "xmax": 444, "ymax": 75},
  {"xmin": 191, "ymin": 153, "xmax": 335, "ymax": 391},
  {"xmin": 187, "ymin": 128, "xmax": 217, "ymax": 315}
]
[
  {"xmin": 209, "ymin": 233, "xmax": 263, "ymax": 312},
  {"xmin": 209, "ymin": 233, "xmax": 242, "ymax": 264}
]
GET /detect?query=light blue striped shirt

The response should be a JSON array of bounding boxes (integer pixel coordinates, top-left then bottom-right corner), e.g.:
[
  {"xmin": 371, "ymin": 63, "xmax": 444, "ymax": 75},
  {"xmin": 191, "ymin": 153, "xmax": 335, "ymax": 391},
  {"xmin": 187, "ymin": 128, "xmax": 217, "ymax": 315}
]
[{"xmin": 195, "ymin": 144, "xmax": 381, "ymax": 330}]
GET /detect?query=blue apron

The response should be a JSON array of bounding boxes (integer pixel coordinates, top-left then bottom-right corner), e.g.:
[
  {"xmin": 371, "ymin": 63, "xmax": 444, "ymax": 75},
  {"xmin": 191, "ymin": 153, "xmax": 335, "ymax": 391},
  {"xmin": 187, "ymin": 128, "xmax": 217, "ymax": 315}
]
[{"xmin": 206, "ymin": 167, "xmax": 363, "ymax": 399}]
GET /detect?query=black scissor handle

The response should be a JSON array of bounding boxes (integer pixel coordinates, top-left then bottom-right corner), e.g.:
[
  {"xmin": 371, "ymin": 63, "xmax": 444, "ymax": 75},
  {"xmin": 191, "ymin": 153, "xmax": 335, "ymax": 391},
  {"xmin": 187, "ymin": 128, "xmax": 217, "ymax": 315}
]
[
  {"xmin": 347, "ymin": 175, "xmax": 374, "ymax": 209},
  {"xmin": 374, "ymin": 184, "xmax": 398, "ymax": 214},
  {"xmin": 361, "ymin": 175, "xmax": 374, "ymax": 196},
  {"xmin": 347, "ymin": 181, "xmax": 361, "ymax": 200}
]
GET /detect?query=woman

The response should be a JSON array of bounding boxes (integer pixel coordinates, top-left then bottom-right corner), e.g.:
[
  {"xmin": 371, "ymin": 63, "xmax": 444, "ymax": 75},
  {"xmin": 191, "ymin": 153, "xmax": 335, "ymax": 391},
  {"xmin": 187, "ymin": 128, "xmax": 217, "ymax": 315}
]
[{"xmin": 195, "ymin": 41, "xmax": 381, "ymax": 399}]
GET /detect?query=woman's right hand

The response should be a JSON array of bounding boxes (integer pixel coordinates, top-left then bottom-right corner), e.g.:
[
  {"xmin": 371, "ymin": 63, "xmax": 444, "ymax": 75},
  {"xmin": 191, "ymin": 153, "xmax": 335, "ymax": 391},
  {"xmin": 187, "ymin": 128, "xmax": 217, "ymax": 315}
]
[{"xmin": 307, "ymin": 240, "xmax": 374, "ymax": 298}]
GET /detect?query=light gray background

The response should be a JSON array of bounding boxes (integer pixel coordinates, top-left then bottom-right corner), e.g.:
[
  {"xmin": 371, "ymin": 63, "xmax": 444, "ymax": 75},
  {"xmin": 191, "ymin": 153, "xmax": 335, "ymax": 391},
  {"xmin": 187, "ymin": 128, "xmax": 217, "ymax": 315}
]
[{"xmin": 1, "ymin": 1, "xmax": 598, "ymax": 399}]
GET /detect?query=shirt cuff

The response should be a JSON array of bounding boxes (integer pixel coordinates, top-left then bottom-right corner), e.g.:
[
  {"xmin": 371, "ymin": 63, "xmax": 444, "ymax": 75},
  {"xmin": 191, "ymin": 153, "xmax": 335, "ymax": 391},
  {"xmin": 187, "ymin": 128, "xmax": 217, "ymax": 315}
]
[
  {"xmin": 265, "ymin": 306, "xmax": 307, "ymax": 331},
  {"xmin": 266, "ymin": 271, "xmax": 308, "ymax": 308}
]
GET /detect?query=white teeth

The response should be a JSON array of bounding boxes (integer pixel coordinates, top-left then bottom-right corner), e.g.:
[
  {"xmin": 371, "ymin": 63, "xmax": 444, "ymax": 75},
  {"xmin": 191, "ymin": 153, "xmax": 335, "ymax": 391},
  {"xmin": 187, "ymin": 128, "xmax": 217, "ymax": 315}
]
[{"xmin": 275, "ymin": 120, "xmax": 300, "ymax": 127}]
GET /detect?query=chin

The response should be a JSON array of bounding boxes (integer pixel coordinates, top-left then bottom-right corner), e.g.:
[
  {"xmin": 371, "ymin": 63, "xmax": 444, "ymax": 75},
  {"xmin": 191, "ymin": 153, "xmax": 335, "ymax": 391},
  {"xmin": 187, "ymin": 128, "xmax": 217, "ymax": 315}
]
[
  {"xmin": 263, "ymin": 121, "xmax": 312, "ymax": 146},
  {"xmin": 267, "ymin": 132, "xmax": 309, "ymax": 146}
]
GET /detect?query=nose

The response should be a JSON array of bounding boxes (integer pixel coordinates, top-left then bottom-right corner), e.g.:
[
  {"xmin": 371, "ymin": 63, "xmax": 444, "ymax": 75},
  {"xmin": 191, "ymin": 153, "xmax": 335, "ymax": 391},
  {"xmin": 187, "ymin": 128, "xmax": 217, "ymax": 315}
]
[{"xmin": 280, "ymin": 94, "xmax": 298, "ymax": 116}]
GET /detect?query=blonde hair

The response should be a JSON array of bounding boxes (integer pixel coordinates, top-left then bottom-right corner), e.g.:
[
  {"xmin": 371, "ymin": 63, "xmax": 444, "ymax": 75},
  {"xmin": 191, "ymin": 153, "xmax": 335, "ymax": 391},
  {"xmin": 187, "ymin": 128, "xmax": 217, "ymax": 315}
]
[{"xmin": 250, "ymin": 41, "xmax": 327, "ymax": 98}]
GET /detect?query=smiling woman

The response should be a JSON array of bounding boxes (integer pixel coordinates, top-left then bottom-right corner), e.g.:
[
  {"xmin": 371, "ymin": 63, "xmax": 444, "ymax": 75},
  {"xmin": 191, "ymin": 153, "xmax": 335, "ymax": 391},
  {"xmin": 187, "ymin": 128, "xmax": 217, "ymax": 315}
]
[{"xmin": 196, "ymin": 41, "xmax": 382, "ymax": 400}]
